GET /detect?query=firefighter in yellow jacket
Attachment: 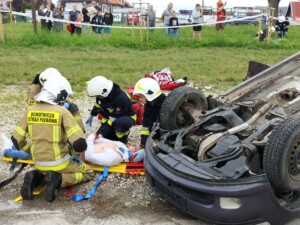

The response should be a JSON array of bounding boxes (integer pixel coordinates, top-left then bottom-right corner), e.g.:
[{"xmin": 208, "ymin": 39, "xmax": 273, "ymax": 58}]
[
  {"xmin": 12, "ymin": 77, "xmax": 94, "ymax": 202},
  {"xmin": 27, "ymin": 68, "xmax": 85, "ymax": 132}
]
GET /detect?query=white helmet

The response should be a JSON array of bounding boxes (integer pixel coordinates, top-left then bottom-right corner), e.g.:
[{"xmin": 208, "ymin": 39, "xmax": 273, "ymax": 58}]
[
  {"xmin": 278, "ymin": 16, "xmax": 285, "ymax": 23},
  {"xmin": 133, "ymin": 78, "xmax": 162, "ymax": 102},
  {"xmin": 39, "ymin": 68, "xmax": 62, "ymax": 86},
  {"xmin": 87, "ymin": 76, "xmax": 113, "ymax": 97},
  {"xmin": 60, "ymin": 76, "xmax": 73, "ymax": 97},
  {"xmin": 269, "ymin": 26, "xmax": 275, "ymax": 33},
  {"xmin": 43, "ymin": 76, "xmax": 71, "ymax": 103}
]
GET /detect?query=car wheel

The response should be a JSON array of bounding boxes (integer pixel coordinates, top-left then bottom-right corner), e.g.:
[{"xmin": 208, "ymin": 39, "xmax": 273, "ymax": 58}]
[
  {"xmin": 264, "ymin": 117, "xmax": 300, "ymax": 191},
  {"xmin": 160, "ymin": 86, "xmax": 208, "ymax": 130}
]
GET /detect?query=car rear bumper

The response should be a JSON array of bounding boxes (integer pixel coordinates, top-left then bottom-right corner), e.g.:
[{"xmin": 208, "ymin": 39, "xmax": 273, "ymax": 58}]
[{"xmin": 145, "ymin": 144, "xmax": 300, "ymax": 225}]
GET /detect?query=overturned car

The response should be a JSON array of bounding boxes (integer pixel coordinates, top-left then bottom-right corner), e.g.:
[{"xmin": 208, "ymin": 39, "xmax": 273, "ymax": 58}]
[{"xmin": 145, "ymin": 52, "xmax": 300, "ymax": 225}]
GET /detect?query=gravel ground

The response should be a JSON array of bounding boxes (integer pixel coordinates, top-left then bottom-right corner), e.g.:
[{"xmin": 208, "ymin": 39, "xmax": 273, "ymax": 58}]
[
  {"xmin": 0, "ymin": 85, "xmax": 204, "ymax": 225},
  {"xmin": 1, "ymin": 85, "xmax": 299, "ymax": 225}
]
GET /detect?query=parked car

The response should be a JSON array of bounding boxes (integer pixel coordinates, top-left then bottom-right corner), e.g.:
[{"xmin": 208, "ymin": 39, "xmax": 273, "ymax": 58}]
[
  {"xmin": 231, "ymin": 15, "xmax": 258, "ymax": 25},
  {"xmin": 145, "ymin": 52, "xmax": 300, "ymax": 225},
  {"xmin": 127, "ymin": 12, "xmax": 140, "ymax": 25},
  {"xmin": 177, "ymin": 14, "xmax": 192, "ymax": 25}
]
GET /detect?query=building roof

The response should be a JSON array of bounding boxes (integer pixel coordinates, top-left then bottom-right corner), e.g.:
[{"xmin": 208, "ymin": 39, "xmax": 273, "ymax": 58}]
[
  {"xmin": 125, "ymin": 0, "xmax": 133, "ymax": 8},
  {"xmin": 60, "ymin": 0, "xmax": 124, "ymax": 6}
]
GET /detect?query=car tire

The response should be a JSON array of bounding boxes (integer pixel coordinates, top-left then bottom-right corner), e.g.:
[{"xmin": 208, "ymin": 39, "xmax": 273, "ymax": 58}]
[
  {"xmin": 264, "ymin": 117, "xmax": 300, "ymax": 191},
  {"xmin": 160, "ymin": 86, "xmax": 208, "ymax": 130}
]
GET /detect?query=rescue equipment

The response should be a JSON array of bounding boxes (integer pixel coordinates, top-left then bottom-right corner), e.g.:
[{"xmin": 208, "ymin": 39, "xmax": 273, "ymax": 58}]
[
  {"xmin": 2, "ymin": 157, "xmax": 145, "ymax": 175},
  {"xmin": 71, "ymin": 166, "xmax": 108, "ymax": 202}
]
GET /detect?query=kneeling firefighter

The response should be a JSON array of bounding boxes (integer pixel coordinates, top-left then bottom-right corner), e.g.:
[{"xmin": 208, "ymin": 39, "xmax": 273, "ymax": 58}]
[
  {"xmin": 27, "ymin": 68, "xmax": 85, "ymax": 132},
  {"xmin": 86, "ymin": 76, "xmax": 136, "ymax": 144},
  {"xmin": 12, "ymin": 76, "xmax": 94, "ymax": 203}
]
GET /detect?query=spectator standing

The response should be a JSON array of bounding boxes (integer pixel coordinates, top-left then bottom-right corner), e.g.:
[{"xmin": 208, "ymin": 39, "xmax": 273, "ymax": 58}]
[
  {"xmin": 103, "ymin": 8, "xmax": 114, "ymax": 35},
  {"xmin": 38, "ymin": 3, "xmax": 47, "ymax": 30},
  {"xmin": 91, "ymin": 10, "xmax": 104, "ymax": 35},
  {"xmin": 217, "ymin": 0, "xmax": 226, "ymax": 10},
  {"xmin": 68, "ymin": 4, "xmax": 81, "ymax": 35},
  {"xmin": 192, "ymin": 4, "xmax": 202, "ymax": 40},
  {"xmin": 46, "ymin": 0, "xmax": 55, "ymax": 11},
  {"xmin": 88, "ymin": 1, "xmax": 98, "ymax": 22},
  {"xmin": 95, "ymin": 2, "xmax": 101, "ymax": 11},
  {"xmin": 82, "ymin": 2, "xmax": 91, "ymax": 34},
  {"xmin": 215, "ymin": 1, "xmax": 226, "ymax": 38},
  {"xmin": 75, "ymin": 13, "xmax": 82, "ymax": 35},
  {"xmin": 169, "ymin": 11, "xmax": 179, "ymax": 37},
  {"xmin": 161, "ymin": 2, "xmax": 173, "ymax": 36},
  {"xmin": 53, "ymin": 2, "xmax": 64, "ymax": 32},
  {"xmin": 44, "ymin": 3, "xmax": 53, "ymax": 31},
  {"xmin": 149, "ymin": 5, "xmax": 156, "ymax": 32}
]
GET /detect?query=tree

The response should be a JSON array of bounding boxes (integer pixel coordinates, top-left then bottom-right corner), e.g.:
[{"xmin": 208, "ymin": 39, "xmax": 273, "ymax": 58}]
[{"xmin": 268, "ymin": 0, "xmax": 281, "ymax": 17}]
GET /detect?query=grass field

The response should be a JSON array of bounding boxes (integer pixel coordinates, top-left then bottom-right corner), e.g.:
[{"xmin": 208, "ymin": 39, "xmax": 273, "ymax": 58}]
[{"xmin": 0, "ymin": 22, "xmax": 299, "ymax": 94}]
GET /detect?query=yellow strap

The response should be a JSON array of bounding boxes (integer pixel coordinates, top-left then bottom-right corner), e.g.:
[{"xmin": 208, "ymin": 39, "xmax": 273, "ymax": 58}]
[
  {"xmin": 107, "ymin": 120, "xmax": 113, "ymax": 126},
  {"xmin": 13, "ymin": 186, "xmax": 46, "ymax": 203}
]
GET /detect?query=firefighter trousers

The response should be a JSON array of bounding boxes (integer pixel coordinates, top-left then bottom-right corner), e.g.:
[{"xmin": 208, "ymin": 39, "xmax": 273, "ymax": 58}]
[{"xmin": 56, "ymin": 161, "xmax": 94, "ymax": 188}]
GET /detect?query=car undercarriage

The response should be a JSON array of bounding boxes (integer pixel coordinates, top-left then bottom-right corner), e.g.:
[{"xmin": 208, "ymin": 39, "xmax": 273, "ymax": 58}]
[{"xmin": 145, "ymin": 51, "xmax": 300, "ymax": 224}]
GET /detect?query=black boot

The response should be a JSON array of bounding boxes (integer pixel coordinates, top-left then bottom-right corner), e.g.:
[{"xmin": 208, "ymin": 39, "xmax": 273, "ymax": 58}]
[
  {"xmin": 21, "ymin": 170, "xmax": 44, "ymax": 200},
  {"xmin": 45, "ymin": 171, "xmax": 62, "ymax": 203}
]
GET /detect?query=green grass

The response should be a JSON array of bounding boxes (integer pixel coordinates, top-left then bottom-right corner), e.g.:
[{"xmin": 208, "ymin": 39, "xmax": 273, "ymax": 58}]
[{"xmin": 0, "ymin": 22, "xmax": 299, "ymax": 93}]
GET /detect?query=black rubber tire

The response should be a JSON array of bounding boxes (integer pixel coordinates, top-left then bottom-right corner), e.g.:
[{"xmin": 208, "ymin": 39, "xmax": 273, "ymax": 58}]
[
  {"xmin": 264, "ymin": 117, "xmax": 300, "ymax": 191},
  {"xmin": 160, "ymin": 86, "xmax": 208, "ymax": 130}
]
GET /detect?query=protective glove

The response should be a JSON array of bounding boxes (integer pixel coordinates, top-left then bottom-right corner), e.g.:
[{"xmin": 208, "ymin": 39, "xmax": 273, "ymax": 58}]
[
  {"xmin": 133, "ymin": 149, "xmax": 145, "ymax": 163},
  {"xmin": 86, "ymin": 115, "xmax": 93, "ymax": 126},
  {"xmin": 63, "ymin": 102, "xmax": 70, "ymax": 109},
  {"xmin": 70, "ymin": 156, "xmax": 82, "ymax": 165}
]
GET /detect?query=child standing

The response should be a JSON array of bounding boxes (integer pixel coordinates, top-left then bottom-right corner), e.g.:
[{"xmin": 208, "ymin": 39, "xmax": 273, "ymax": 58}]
[
  {"xmin": 91, "ymin": 9, "xmax": 104, "ymax": 34},
  {"xmin": 103, "ymin": 8, "xmax": 114, "ymax": 35},
  {"xmin": 169, "ymin": 11, "xmax": 179, "ymax": 37},
  {"xmin": 74, "ymin": 13, "xmax": 82, "ymax": 35}
]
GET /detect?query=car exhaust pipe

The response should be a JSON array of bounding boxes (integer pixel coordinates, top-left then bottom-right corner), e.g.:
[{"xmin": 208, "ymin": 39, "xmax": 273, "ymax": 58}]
[{"xmin": 198, "ymin": 103, "xmax": 273, "ymax": 161}]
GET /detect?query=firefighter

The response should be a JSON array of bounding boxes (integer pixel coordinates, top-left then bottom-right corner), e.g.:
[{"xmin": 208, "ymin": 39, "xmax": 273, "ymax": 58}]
[
  {"xmin": 27, "ymin": 68, "xmax": 85, "ymax": 132},
  {"xmin": 12, "ymin": 77, "xmax": 94, "ymax": 203},
  {"xmin": 275, "ymin": 16, "xmax": 289, "ymax": 38},
  {"xmin": 27, "ymin": 68, "xmax": 61, "ymax": 105},
  {"xmin": 86, "ymin": 76, "xmax": 136, "ymax": 144},
  {"xmin": 132, "ymin": 78, "xmax": 166, "ymax": 161}
]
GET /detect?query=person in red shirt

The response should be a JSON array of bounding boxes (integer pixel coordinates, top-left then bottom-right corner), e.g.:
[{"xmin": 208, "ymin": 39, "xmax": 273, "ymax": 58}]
[{"xmin": 216, "ymin": 0, "xmax": 226, "ymax": 37}]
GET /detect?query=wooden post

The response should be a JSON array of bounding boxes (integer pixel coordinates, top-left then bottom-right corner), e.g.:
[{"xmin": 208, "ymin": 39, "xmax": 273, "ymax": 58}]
[
  {"xmin": 139, "ymin": 1, "xmax": 142, "ymax": 42},
  {"xmin": 9, "ymin": 0, "xmax": 13, "ymax": 40},
  {"xmin": 31, "ymin": 0, "xmax": 37, "ymax": 33},
  {"xmin": 0, "ymin": 6, "xmax": 4, "ymax": 43},
  {"xmin": 132, "ymin": 3, "xmax": 134, "ymax": 41},
  {"xmin": 267, "ymin": 8, "xmax": 275, "ymax": 45},
  {"xmin": 146, "ymin": 3, "xmax": 149, "ymax": 45},
  {"xmin": 257, "ymin": 15, "xmax": 262, "ymax": 41}
]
